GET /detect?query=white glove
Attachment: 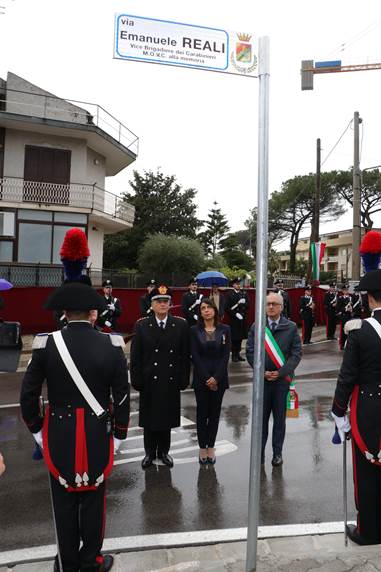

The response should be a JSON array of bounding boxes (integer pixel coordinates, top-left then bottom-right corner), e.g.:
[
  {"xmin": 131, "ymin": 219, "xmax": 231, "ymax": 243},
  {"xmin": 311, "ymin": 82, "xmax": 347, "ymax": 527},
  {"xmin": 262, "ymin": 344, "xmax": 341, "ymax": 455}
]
[
  {"xmin": 33, "ymin": 430, "xmax": 43, "ymax": 450},
  {"xmin": 195, "ymin": 299, "xmax": 201, "ymax": 305},
  {"xmin": 239, "ymin": 298, "xmax": 246, "ymax": 305},
  {"xmin": 193, "ymin": 314, "xmax": 198, "ymax": 320},
  {"xmin": 236, "ymin": 312, "xmax": 243, "ymax": 320},
  {"xmin": 332, "ymin": 412, "xmax": 351, "ymax": 442},
  {"xmin": 108, "ymin": 303, "xmax": 115, "ymax": 311},
  {"xmin": 113, "ymin": 437, "xmax": 125, "ymax": 453},
  {"xmin": 105, "ymin": 320, "xmax": 112, "ymax": 328}
]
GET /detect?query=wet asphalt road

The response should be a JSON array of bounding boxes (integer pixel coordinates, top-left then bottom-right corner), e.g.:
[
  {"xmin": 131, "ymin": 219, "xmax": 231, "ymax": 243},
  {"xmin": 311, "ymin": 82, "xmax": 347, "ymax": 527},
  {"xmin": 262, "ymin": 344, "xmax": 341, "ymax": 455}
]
[{"xmin": 0, "ymin": 340, "xmax": 351, "ymax": 552}]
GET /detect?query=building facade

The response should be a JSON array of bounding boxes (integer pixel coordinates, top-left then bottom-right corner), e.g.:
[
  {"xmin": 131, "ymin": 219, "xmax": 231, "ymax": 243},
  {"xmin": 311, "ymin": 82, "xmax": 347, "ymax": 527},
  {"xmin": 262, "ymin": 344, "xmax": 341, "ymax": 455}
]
[
  {"xmin": 278, "ymin": 228, "xmax": 380, "ymax": 281},
  {"xmin": 0, "ymin": 72, "xmax": 138, "ymax": 285}
]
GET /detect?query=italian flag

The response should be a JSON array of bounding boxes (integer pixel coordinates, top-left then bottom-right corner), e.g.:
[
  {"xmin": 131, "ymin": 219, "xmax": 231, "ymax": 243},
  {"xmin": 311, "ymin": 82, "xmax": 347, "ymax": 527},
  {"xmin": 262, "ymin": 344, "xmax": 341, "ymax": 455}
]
[
  {"xmin": 311, "ymin": 242, "xmax": 326, "ymax": 282},
  {"xmin": 265, "ymin": 326, "xmax": 292, "ymax": 383}
]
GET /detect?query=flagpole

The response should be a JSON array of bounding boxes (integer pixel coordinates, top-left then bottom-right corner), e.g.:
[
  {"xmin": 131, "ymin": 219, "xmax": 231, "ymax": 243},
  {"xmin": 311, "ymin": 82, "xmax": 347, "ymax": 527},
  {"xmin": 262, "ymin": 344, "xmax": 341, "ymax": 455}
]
[{"xmin": 245, "ymin": 35, "xmax": 270, "ymax": 572}]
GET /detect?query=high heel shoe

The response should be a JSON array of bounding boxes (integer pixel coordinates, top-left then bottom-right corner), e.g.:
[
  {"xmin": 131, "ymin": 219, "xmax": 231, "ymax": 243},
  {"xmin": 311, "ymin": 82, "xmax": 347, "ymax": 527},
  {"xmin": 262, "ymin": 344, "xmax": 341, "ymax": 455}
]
[
  {"xmin": 199, "ymin": 456, "xmax": 208, "ymax": 465},
  {"xmin": 207, "ymin": 456, "xmax": 216, "ymax": 465}
]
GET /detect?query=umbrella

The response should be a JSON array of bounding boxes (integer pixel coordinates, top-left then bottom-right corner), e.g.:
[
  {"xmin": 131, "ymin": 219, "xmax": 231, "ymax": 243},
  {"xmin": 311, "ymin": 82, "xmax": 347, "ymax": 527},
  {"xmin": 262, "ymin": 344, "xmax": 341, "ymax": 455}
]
[
  {"xmin": 0, "ymin": 279, "xmax": 13, "ymax": 291},
  {"xmin": 195, "ymin": 271, "xmax": 228, "ymax": 287}
]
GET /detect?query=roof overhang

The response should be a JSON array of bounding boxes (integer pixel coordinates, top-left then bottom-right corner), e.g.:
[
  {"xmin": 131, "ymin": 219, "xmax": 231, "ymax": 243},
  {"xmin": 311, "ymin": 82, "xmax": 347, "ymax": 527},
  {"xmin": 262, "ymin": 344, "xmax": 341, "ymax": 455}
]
[{"xmin": 0, "ymin": 112, "xmax": 137, "ymax": 176}]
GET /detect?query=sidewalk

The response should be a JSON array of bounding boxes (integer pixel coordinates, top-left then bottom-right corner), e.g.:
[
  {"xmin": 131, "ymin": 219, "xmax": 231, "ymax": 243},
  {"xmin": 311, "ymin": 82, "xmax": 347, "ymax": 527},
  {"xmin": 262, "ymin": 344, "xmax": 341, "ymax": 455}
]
[{"xmin": 2, "ymin": 533, "xmax": 381, "ymax": 571}]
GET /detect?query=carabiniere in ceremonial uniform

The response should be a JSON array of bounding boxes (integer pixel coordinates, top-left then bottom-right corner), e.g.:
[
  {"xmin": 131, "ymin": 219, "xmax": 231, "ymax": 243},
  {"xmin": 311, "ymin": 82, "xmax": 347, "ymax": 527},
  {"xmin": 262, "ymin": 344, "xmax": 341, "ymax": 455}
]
[{"xmin": 20, "ymin": 282, "xmax": 130, "ymax": 572}]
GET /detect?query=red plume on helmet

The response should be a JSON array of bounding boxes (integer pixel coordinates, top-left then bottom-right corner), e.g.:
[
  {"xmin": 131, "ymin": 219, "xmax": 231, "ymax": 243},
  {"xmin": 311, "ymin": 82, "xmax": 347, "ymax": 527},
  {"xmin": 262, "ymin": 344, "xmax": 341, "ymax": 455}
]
[
  {"xmin": 60, "ymin": 228, "xmax": 90, "ymax": 282},
  {"xmin": 359, "ymin": 230, "xmax": 381, "ymax": 273}
]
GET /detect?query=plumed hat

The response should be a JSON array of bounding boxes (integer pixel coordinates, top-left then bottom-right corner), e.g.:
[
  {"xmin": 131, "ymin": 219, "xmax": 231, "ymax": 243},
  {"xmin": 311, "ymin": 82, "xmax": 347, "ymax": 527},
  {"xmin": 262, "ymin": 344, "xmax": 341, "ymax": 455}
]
[
  {"xmin": 102, "ymin": 279, "xmax": 113, "ymax": 288},
  {"xmin": 360, "ymin": 230, "xmax": 381, "ymax": 273},
  {"xmin": 44, "ymin": 282, "xmax": 107, "ymax": 311},
  {"xmin": 146, "ymin": 278, "xmax": 156, "ymax": 287},
  {"xmin": 60, "ymin": 228, "xmax": 91, "ymax": 284},
  {"xmin": 230, "ymin": 276, "xmax": 241, "ymax": 286},
  {"xmin": 358, "ymin": 269, "xmax": 381, "ymax": 292},
  {"xmin": 188, "ymin": 276, "xmax": 198, "ymax": 285}
]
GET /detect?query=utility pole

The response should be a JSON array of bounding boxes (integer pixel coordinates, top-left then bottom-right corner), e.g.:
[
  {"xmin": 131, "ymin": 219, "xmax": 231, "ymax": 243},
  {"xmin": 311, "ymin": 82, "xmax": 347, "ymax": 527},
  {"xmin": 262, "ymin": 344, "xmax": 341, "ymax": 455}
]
[
  {"xmin": 352, "ymin": 112, "xmax": 361, "ymax": 281},
  {"xmin": 307, "ymin": 138, "xmax": 321, "ymax": 282}
]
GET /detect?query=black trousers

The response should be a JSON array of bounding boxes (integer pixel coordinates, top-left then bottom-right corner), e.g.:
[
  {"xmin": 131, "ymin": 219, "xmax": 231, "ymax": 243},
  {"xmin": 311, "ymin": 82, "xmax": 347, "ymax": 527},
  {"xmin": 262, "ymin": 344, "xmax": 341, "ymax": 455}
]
[
  {"xmin": 325, "ymin": 312, "xmax": 336, "ymax": 339},
  {"xmin": 50, "ymin": 475, "xmax": 106, "ymax": 572},
  {"xmin": 262, "ymin": 379, "xmax": 289, "ymax": 457},
  {"xmin": 352, "ymin": 440, "xmax": 381, "ymax": 543},
  {"xmin": 302, "ymin": 315, "xmax": 314, "ymax": 343},
  {"xmin": 231, "ymin": 339, "xmax": 243, "ymax": 355},
  {"xmin": 194, "ymin": 386, "xmax": 225, "ymax": 448},
  {"xmin": 143, "ymin": 427, "xmax": 171, "ymax": 456}
]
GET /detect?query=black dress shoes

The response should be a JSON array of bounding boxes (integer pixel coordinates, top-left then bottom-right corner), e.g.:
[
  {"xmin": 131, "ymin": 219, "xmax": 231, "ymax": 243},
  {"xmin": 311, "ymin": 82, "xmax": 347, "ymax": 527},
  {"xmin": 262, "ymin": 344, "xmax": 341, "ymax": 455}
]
[
  {"xmin": 141, "ymin": 454, "xmax": 155, "ymax": 469},
  {"xmin": 237, "ymin": 355, "xmax": 246, "ymax": 361},
  {"xmin": 232, "ymin": 355, "xmax": 239, "ymax": 362},
  {"xmin": 158, "ymin": 452, "xmax": 174, "ymax": 467},
  {"xmin": 346, "ymin": 524, "xmax": 378, "ymax": 545},
  {"xmin": 271, "ymin": 454, "xmax": 283, "ymax": 467},
  {"xmin": 100, "ymin": 555, "xmax": 114, "ymax": 571}
]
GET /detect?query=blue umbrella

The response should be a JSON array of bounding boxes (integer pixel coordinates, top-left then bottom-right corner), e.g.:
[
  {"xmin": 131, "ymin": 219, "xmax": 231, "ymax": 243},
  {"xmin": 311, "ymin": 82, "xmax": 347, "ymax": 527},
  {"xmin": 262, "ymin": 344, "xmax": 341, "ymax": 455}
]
[
  {"xmin": 0, "ymin": 279, "xmax": 13, "ymax": 291},
  {"xmin": 195, "ymin": 271, "xmax": 228, "ymax": 287}
]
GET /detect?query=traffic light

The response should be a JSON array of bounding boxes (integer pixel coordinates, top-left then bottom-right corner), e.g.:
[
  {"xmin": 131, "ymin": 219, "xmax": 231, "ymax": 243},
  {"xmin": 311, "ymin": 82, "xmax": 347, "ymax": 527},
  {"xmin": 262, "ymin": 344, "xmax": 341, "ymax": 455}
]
[{"xmin": 301, "ymin": 60, "xmax": 314, "ymax": 91}]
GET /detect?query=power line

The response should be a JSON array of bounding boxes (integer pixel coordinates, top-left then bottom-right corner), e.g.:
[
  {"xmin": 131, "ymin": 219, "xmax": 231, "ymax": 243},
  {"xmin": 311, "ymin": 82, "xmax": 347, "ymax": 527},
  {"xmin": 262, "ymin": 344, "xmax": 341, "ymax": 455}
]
[
  {"xmin": 321, "ymin": 118, "xmax": 353, "ymax": 167},
  {"xmin": 323, "ymin": 16, "xmax": 381, "ymax": 58}
]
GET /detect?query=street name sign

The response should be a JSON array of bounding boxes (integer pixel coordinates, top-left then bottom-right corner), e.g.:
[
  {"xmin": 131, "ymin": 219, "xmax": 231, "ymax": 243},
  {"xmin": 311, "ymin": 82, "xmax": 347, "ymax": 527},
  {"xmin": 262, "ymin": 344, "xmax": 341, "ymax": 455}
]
[{"xmin": 114, "ymin": 14, "xmax": 257, "ymax": 76}]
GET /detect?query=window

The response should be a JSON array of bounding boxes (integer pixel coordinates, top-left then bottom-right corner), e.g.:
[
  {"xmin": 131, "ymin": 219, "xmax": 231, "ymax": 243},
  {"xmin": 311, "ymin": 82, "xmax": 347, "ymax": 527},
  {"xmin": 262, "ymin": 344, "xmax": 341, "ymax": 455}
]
[
  {"xmin": 54, "ymin": 212, "xmax": 87, "ymax": 224},
  {"xmin": 18, "ymin": 223, "xmax": 52, "ymax": 263},
  {"xmin": 0, "ymin": 212, "xmax": 15, "ymax": 236},
  {"xmin": 18, "ymin": 209, "xmax": 52, "ymax": 221},
  {"xmin": 0, "ymin": 241, "xmax": 13, "ymax": 262}
]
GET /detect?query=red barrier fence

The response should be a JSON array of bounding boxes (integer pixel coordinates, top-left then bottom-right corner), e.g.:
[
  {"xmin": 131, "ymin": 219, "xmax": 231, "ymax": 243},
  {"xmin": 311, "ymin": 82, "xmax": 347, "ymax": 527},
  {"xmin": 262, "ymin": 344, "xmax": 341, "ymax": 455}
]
[{"xmin": 0, "ymin": 286, "xmax": 325, "ymax": 335}]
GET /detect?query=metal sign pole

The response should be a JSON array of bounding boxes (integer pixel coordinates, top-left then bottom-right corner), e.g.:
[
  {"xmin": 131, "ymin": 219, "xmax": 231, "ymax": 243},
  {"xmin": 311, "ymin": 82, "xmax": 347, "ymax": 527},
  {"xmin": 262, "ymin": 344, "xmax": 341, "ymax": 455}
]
[{"xmin": 245, "ymin": 36, "xmax": 270, "ymax": 572}]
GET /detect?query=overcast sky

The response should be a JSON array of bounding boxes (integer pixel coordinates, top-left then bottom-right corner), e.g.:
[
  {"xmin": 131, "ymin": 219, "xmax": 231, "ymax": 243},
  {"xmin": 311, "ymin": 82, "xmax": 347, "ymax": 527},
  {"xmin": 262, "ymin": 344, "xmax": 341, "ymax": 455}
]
[{"xmin": 1, "ymin": 0, "xmax": 381, "ymax": 244}]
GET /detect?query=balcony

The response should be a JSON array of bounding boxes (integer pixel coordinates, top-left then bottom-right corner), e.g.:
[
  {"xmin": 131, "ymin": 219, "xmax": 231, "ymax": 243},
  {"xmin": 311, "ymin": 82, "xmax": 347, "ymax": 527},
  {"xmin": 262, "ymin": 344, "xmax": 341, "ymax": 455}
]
[
  {"xmin": 0, "ymin": 83, "xmax": 139, "ymax": 174},
  {"xmin": 0, "ymin": 177, "xmax": 135, "ymax": 228}
]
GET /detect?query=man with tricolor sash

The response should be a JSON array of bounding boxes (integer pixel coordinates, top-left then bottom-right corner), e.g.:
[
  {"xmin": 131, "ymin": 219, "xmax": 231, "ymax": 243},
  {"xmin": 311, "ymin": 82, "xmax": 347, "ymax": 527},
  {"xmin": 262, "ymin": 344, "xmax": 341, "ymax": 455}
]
[{"xmin": 246, "ymin": 292, "xmax": 301, "ymax": 467}]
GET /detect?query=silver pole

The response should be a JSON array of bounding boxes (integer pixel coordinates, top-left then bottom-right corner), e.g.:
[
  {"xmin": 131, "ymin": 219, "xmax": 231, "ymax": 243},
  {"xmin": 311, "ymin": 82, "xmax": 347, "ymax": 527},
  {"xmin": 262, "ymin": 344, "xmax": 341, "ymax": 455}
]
[
  {"xmin": 343, "ymin": 433, "xmax": 348, "ymax": 547},
  {"xmin": 245, "ymin": 36, "xmax": 270, "ymax": 572}
]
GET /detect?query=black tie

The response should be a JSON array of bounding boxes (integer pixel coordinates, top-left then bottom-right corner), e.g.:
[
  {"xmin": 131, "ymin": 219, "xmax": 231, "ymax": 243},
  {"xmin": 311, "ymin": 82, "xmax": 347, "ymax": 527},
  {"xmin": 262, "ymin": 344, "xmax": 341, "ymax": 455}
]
[
  {"xmin": 271, "ymin": 321, "xmax": 276, "ymax": 333},
  {"xmin": 159, "ymin": 321, "xmax": 165, "ymax": 330}
]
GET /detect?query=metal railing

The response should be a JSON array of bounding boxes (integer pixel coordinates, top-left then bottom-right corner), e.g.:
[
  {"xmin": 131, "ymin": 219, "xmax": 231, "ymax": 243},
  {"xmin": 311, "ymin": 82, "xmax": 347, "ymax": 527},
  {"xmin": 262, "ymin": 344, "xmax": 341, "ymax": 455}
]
[
  {"xmin": 0, "ymin": 177, "xmax": 135, "ymax": 224},
  {"xmin": 0, "ymin": 87, "xmax": 139, "ymax": 156}
]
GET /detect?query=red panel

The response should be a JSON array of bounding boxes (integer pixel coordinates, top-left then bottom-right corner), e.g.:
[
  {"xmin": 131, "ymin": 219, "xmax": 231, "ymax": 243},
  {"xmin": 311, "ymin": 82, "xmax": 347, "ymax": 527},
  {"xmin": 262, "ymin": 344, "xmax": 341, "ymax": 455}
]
[{"xmin": 0, "ymin": 286, "xmax": 326, "ymax": 335}]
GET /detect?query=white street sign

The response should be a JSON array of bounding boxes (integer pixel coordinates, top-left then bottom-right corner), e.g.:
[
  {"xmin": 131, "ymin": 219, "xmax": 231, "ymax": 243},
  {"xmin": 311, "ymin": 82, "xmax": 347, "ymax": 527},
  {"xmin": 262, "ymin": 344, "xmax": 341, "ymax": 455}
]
[{"xmin": 114, "ymin": 14, "xmax": 257, "ymax": 76}]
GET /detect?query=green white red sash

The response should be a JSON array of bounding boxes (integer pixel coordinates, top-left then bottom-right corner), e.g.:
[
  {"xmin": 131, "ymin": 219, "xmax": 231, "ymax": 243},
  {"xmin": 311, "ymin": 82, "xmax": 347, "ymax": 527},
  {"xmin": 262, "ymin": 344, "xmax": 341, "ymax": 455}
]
[{"xmin": 265, "ymin": 326, "xmax": 292, "ymax": 383}]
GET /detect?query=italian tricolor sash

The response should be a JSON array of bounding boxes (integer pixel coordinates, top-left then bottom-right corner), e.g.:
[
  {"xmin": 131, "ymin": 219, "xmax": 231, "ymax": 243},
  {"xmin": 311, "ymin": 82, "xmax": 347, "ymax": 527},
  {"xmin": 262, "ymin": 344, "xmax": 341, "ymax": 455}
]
[{"xmin": 265, "ymin": 326, "xmax": 292, "ymax": 383}]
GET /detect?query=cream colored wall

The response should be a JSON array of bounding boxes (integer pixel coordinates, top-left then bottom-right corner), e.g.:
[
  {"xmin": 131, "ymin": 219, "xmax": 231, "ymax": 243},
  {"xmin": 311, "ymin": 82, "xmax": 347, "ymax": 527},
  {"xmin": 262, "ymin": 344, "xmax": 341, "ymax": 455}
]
[{"xmin": 87, "ymin": 225, "xmax": 104, "ymax": 269}]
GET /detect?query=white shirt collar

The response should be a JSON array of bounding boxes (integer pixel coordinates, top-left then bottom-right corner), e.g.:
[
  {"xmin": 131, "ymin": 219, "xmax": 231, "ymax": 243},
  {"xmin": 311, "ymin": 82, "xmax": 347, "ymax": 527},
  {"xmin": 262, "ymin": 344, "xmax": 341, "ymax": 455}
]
[
  {"xmin": 155, "ymin": 315, "xmax": 168, "ymax": 327},
  {"xmin": 268, "ymin": 317, "xmax": 281, "ymax": 326},
  {"xmin": 371, "ymin": 307, "xmax": 381, "ymax": 315}
]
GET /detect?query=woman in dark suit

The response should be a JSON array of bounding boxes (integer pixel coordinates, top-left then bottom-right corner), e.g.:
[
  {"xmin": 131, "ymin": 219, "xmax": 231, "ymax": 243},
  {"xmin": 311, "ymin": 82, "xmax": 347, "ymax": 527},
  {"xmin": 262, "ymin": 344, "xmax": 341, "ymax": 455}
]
[{"xmin": 191, "ymin": 298, "xmax": 231, "ymax": 464}]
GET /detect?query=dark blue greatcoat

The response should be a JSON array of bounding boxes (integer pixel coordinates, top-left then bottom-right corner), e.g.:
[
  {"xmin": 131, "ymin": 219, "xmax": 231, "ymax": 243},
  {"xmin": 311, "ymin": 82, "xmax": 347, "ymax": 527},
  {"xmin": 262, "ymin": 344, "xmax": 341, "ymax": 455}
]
[{"xmin": 130, "ymin": 314, "xmax": 190, "ymax": 430}]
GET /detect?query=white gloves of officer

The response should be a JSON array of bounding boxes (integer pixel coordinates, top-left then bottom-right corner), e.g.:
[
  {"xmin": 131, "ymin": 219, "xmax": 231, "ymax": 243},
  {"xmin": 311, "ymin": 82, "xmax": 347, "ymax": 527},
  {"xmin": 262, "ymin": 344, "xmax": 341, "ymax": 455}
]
[
  {"xmin": 33, "ymin": 430, "xmax": 43, "ymax": 450},
  {"xmin": 332, "ymin": 412, "xmax": 351, "ymax": 441},
  {"xmin": 239, "ymin": 298, "xmax": 246, "ymax": 305},
  {"xmin": 113, "ymin": 437, "xmax": 126, "ymax": 453},
  {"xmin": 193, "ymin": 315, "xmax": 198, "ymax": 320},
  {"xmin": 236, "ymin": 312, "xmax": 243, "ymax": 320},
  {"xmin": 108, "ymin": 303, "xmax": 115, "ymax": 311},
  {"xmin": 105, "ymin": 320, "xmax": 112, "ymax": 328},
  {"xmin": 195, "ymin": 299, "xmax": 201, "ymax": 305}
]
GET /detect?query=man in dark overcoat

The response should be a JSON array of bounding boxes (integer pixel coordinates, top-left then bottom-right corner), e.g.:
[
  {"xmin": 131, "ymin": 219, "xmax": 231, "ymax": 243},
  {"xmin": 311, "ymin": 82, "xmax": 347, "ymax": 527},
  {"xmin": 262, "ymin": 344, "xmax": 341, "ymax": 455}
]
[
  {"xmin": 332, "ymin": 269, "xmax": 381, "ymax": 545},
  {"xmin": 323, "ymin": 283, "xmax": 338, "ymax": 340},
  {"xmin": 130, "ymin": 286, "xmax": 190, "ymax": 469},
  {"xmin": 225, "ymin": 277, "xmax": 249, "ymax": 361},
  {"xmin": 20, "ymin": 282, "xmax": 130, "ymax": 572},
  {"xmin": 96, "ymin": 280, "xmax": 122, "ymax": 331},
  {"xmin": 181, "ymin": 277, "xmax": 203, "ymax": 326},
  {"xmin": 246, "ymin": 292, "xmax": 301, "ymax": 467},
  {"xmin": 139, "ymin": 279, "xmax": 156, "ymax": 317},
  {"xmin": 299, "ymin": 285, "xmax": 315, "ymax": 344}
]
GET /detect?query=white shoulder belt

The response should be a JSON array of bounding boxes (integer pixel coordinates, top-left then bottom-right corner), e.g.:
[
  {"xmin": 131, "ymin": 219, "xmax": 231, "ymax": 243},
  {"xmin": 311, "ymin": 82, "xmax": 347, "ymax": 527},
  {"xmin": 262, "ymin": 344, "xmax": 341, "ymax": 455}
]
[
  {"xmin": 365, "ymin": 317, "xmax": 381, "ymax": 340},
  {"xmin": 52, "ymin": 331, "xmax": 106, "ymax": 419}
]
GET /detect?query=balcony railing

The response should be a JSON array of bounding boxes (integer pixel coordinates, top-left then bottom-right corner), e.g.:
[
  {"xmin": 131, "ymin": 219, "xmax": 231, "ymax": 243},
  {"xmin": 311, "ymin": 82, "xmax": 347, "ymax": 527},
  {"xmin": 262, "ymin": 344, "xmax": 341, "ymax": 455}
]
[
  {"xmin": 0, "ymin": 177, "xmax": 135, "ymax": 225},
  {"xmin": 0, "ymin": 88, "xmax": 139, "ymax": 156}
]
